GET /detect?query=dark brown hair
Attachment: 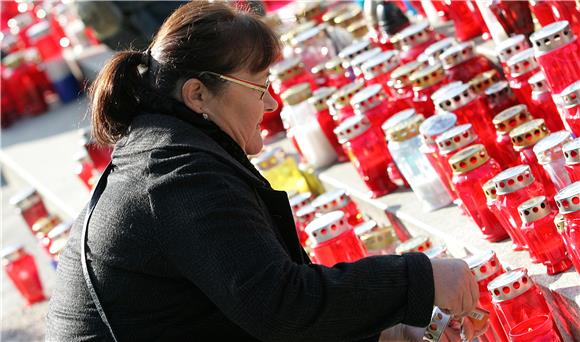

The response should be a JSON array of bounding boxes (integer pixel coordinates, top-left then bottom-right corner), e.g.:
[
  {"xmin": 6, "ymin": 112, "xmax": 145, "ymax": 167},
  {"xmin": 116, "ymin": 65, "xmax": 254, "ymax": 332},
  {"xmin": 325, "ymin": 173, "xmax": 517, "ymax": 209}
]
[{"xmin": 89, "ymin": 1, "xmax": 280, "ymax": 145}]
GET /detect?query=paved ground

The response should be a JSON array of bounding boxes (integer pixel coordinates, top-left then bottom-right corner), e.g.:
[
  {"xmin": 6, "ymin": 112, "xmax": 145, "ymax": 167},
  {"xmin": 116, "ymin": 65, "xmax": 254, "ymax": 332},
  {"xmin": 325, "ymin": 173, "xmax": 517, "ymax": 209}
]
[{"xmin": 1, "ymin": 175, "xmax": 57, "ymax": 341}]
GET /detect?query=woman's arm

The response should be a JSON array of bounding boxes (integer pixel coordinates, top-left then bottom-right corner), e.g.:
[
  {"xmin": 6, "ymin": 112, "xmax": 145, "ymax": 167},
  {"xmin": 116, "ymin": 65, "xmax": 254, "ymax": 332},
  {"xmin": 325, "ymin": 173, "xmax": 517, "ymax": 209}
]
[{"xmin": 147, "ymin": 152, "xmax": 435, "ymax": 342}]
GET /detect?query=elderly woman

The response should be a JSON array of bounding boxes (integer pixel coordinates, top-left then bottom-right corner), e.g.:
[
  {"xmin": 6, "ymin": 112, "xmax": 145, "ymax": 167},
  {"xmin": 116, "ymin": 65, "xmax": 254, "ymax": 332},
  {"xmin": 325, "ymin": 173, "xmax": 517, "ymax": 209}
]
[{"xmin": 47, "ymin": 2, "xmax": 482, "ymax": 341}]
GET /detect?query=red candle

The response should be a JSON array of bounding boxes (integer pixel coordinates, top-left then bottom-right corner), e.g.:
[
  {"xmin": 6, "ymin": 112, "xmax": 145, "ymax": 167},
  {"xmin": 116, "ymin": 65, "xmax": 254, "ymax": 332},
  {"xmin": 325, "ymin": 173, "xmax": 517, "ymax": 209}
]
[
  {"xmin": 1, "ymin": 53, "xmax": 47, "ymax": 116},
  {"xmin": 484, "ymin": 81, "xmax": 519, "ymax": 119},
  {"xmin": 549, "ymin": 1, "xmax": 580, "ymax": 36},
  {"xmin": 1, "ymin": 245, "xmax": 46, "ymax": 305},
  {"xmin": 530, "ymin": 21, "xmax": 580, "ymax": 94},
  {"xmin": 486, "ymin": 0, "xmax": 534, "ymax": 37},
  {"xmin": 308, "ymin": 87, "xmax": 347, "ymax": 162},
  {"xmin": 26, "ymin": 21, "xmax": 62, "ymax": 61},
  {"xmin": 388, "ymin": 61, "xmax": 423, "ymax": 104},
  {"xmin": 9, "ymin": 188, "xmax": 50, "ymax": 231},
  {"xmin": 328, "ymin": 81, "xmax": 365, "ymax": 124},
  {"xmin": 492, "ymin": 105, "xmax": 534, "ymax": 168},
  {"xmin": 392, "ymin": 21, "xmax": 437, "ymax": 63},
  {"xmin": 468, "ymin": 69, "xmax": 501, "ymax": 95},
  {"xmin": 440, "ymin": 42, "xmax": 494, "ymax": 83},
  {"xmin": 422, "ymin": 37, "xmax": 457, "ymax": 65},
  {"xmin": 360, "ymin": 50, "xmax": 400, "ymax": 96},
  {"xmin": 324, "ymin": 57, "xmax": 351, "ymax": 89},
  {"xmin": 295, "ymin": 204, "xmax": 317, "ymax": 247},
  {"xmin": 554, "ymin": 181, "xmax": 580, "ymax": 276},
  {"xmin": 509, "ymin": 119, "xmax": 558, "ymax": 198},
  {"xmin": 409, "ymin": 63, "xmax": 449, "ymax": 118},
  {"xmin": 395, "ymin": 235, "xmax": 432, "ymax": 254},
  {"xmin": 435, "ymin": 124, "xmax": 479, "ymax": 179},
  {"xmin": 487, "ymin": 268, "xmax": 553, "ymax": 334},
  {"xmin": 74, "ymin": 150, "xmax": 99, "ymax": 190},
  {"xmin": 443, "ymin": 0, "xmax": 483, "ymax": 41},
  {"xmin": 350, "ymin": 85, "xmax": 394, "ymax": 131},
  {"xmin": 348, "ymin": 47, "xmax": 382, "ymax": 81},
  {"xmin": 509, "ymin": 315, "xmax": 562, "ymax": 342},
  {"xmin": 270, "ymin": 57, "xmax": 316, "ymax": 96},
  {"xmin": 338, "ymin": 40, "xmax": 373, "ymax": 81},
  {"xmin": 529, "ymin": 0, "xmax": 558, "ymax": 27},
  {"xmin": 517, "ymin": 196, "xmax": 573, "ymax": 275},
  {"xmin": 334, "ymin": 115, "xmax": 398, "ymax": 198},
  {"xmin": 558, "ymin": 80, "xmax": 580, "ymax": 136},
  {"xmin": 554, "ymin": 213, "xmax": 580, "ymax": 273},
  {"xmin": 495, "ymin": 34, "xmax": 531, "ymax": 77},
  {"xmin": 506, "ymin": 49, "xmax": 544, "ymax": 122},
  {"xmin": 465, "ymin": 251, "xmax": 509, "ymax": 342},
  {"xmin": 533, "ymin": 131, "xmax": 574, "ymax": 191},
  {"xmin": 311, "ymin": 189, "xmax": 364, "ymax": 227},
  {"xmin": 483, "ymin": 179, "xmax": 518, "ymax": 247},
  {"xmin": 305, "ymin": 211, "xmax": 367, "ymax": 266},
  {"xmin": 563, "ymin": 138, "xmax": 580, "ymax": 182},
  {"xmin": 81, "ymin": 128, "xmax": 112, "ymax": 173},
  {"xmin": 528, "ymin": 71, "xmax": 566, "ymax": 132},
  {"xmin": 449, "ymin": 145, "xmax": 509, "ymax": 241}
]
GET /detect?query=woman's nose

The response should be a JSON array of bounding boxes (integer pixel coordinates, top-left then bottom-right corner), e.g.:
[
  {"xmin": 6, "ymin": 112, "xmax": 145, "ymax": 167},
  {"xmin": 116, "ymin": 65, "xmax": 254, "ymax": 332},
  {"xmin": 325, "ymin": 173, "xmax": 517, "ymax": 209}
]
[{"xmin": 264, "ymin": 89, "xmax": 279, "ymax": 113}]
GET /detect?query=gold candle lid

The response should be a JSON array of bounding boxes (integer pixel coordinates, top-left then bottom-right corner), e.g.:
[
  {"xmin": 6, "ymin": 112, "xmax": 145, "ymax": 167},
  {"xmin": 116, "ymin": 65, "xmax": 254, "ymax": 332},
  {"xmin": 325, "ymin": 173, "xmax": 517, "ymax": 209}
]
[
  {"xmin": 449, "ymin": 144, "xmax": 490, "ymax": 174},
  {"xmin": 308, "ymin": 87, "xmax": 336, "ymax": 112},
  {"xmin": 395, "ymin": 235, "xmax": 432, "ymax": 254},
  {"xmin": 296, "ymin": 1, "xmax": 325, "ymax": 22},
  {"xmin": 347, "ymin": 21, "xmax": 369, "ymax": 39},
  {"xmin": 334, "ymin": 7, "xmax": 363, "ymax": 28},
  {"xmin": 393, "ymin": 21, "xmax": 433, "ymax": 51},
  {"xmin": 280, "ymin": 21, "xmax": 316, "ymax": 45},
  {"xmin": 270, "ymin": 57, "xmax": 305, "ymax": 82},
  {"xmin": 330, "ymin": 81, "xmax": 365, "ymax": 110},
  {"xmin": 440, "ymin": 42, "xmax": 475, "ymax": 69},
  {"xmin": 324, "ymin": 57, "xmax": 345, "ymax": 76},
  {"xmin": 281, "ymin": 83, "xmax": 312, "ymax": 106},
  {"xmin": 509, "ymin": 119, "xmax": 549, "ymax": 150},
  {"xmin": 386, "ymin": 115, "xmax": 425, "ymax": 142},
  {"xmin": 469, "ymin": 69, "xmax": 500, "ymax": 94},
  {"xmin": 390, "ymin": 61, "xmax": 423, "ymax": 90},
  {"xmin": 252, "ymin": 147, "xmax": 285, "ymax": 171},
  {"xmin": 435, "ymin": 124, "xmax": 477, "ymax": 155},
  {"xmin": 322, "ymin": 4, "xmax": 354, "ymax": 25},
  {"xmin": 410, "ymin": 63, "xmax": 445, "ymax": 91},
  {"xmin": 32, "ymin": 215, "xmax": 61, "ymax": 238},
  {"xmin": 493, "ymin": 105, "xmax": 533, "ymax": 135}
]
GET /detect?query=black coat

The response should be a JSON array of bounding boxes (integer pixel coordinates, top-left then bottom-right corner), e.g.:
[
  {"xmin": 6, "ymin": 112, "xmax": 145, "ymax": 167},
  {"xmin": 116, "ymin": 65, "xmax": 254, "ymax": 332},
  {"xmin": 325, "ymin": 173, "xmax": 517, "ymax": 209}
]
[{"xmin": 46, "ymin": 110, "xmax": 434, "ymax": 341}]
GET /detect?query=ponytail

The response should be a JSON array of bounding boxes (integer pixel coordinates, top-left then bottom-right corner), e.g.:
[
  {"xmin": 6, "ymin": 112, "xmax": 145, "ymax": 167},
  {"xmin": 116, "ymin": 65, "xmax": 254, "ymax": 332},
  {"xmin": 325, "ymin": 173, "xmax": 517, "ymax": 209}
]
[{"xmin": 89, "ymin": 50, "xmax": 147, "ymax": 146}]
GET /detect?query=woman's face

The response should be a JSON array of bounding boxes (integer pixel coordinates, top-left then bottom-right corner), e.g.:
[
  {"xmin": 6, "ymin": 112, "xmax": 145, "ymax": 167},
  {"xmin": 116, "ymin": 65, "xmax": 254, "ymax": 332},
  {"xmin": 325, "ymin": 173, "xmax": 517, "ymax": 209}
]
[{"xmin": 206, "ymin": 69, "xmax": 278, "ymax": 155}]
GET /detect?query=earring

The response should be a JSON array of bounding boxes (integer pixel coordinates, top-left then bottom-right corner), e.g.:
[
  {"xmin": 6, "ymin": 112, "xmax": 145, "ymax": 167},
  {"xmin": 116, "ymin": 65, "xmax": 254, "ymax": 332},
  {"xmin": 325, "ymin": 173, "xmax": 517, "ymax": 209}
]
[{"xmin": 202, "ymin": 113, "xmax": 209, "ymax": 120}]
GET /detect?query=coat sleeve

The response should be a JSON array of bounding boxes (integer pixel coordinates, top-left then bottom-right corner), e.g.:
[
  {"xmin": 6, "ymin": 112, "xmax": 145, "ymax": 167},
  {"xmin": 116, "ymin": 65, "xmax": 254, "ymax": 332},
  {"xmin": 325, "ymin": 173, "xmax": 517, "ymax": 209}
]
[{"xmin": 146, "ymin": 150, "xmax": 434, "ymax": 342}]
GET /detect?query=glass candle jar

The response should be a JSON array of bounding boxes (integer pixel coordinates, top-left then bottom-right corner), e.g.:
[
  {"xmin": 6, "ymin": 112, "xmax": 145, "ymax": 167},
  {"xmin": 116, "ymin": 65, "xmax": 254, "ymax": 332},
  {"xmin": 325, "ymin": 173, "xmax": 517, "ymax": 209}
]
[
  {"xmin": 492, "ymin": 165, "xmax": 545, "ymax": 251},
  {"xmin": 509, "ymin": 119, "xmax": 558, "ymax": 198},
  {"xmin": 308, "ymin": 87, "xmax": 347, "ymax": 161},
  {"xmin": 533, "ymin": 131, "xmax": 574, "ymax": 191},
  {"xmin": 449, "ymin": 144, "xmax": 509, "ymax": 241},
  {"xmin": 289, "ymin": 192, "xmax": 313, "ymax": 237},
  {"xmin": 1, "ymin": 245, "xmax": 46, "ymax": 305},
  {"xmin": 328, "ymin": 81, "xmax": 366, "ymax": 124},
  {"xmin": 419, "ymin": 112, "xmax": 459, "ymax": 201},
  {"xmin": 553, "ymin": 213, "xmax": 580, "ymax": 273},
  {"xmin": 348, "ymin": 47, "xmax": 382, "ymax": 81},
  {"xmin": 80, "ymin": 129, "xmax": 112, "ymax": 173},
  {"xmin": 487, "ymin": 268, "xmax": 552, "ymax": 335},
  {"xmin": 395, "ymin": 235, "xmax": 432, "ymax": 254},
  {"xmin": 311, "ymin": 189, "xmax": 364, "ymax": 227},
  {"xmin": 1, "ymin": 53, "xmax": 47, "ymax": 116},
  {"xmin": 496, "ymin": 34, "xmax": 531, "ymax": 72},
  {"xmin": 305, "ymin": 211, "xmax": 367, "ymax": 266},
  {"xmin": 530, "ymin": 21, "xmax": 580, "ymax": 95},
  {"xmin": 553, "ymin": 181, "xmax": 580, "ymax": 275},
  {"xmin": 517, "ymin": 196, "xmax": 573, "ymax": 275},
  {"xmin": 435, "ymin": 124, "xmax": 480, "ymax": 180},
  {"xmin": 26, "ymin": 21, "xmax": 62, "ymax": 61},
  {"xmin": 558, "ymin": 80, "xmax": 580, "ymax": 136},
  {"xmin": 74, "ymin": 150, "xmax": 99, "ymax": 190},
  {"xmin": 430, "ymin": 81, "xmax": 464, "ymax": 115},
  {"xmin": 45, "ymin": 221, "xmax": 72, "ymax": 262},
  {"xmin": 443, "ymin": 0, "xmax": 483, "ymax": 41},
  {"xmin": 392, "ymin": 21, "xmax": 437, "ymax": 64},
  {"xmin": 350, "ymin": 85, "xmax": 392, "ymax": 131},
  {"xmin": 334, "ymin": 8, "xmax": 364, "ymax": 29},
  {"xmin": 292, "ymin": 26, "xmax": 337, "ymax": 71},
  {"xmin": 506, "ymin": 49, "xmax": 541, "ymax": 116},
  {"xmin": 338, "ymin": 39, "xmax": 373, "ymax": 81},
  {"xmin": 409, "ymin": 63, "xmax": 449, "ymax": 118},
  {"xmin": 486, "ymin": 0, "xmax": 534, "ymax": 37},
  {"xmin": 333, "ymin": 115, "xmax": 398, "ymax": 198},
  {"xmin": 528, "ymin": 71, "xmax": 566, "ymax": 132},
  {"xmin": 529, "ymin": 0, "xmax": 558, "ymax": 27},
  {"xmin": 386, "ymin": 116, "xmax": 453, "ymax": 211},
  {"xmin": 310, "ymin": 62, "xmax": 329, "ymax": 88},
  {"xmin": 549, "ymin": 1, "xmax": 580, "ymax": 36},
  {"xmin": 347, "ymin": 21, "xmax": 370, "ymax": 41},
  {"xmin": 439, "ymin": 42, "xmax": 494, "ymax": 84},
  {"xmin": 389, "ymin": 61, "xmax": 424, "ymax": 103},
  {"xmin": 252, "ymin": 147, "xmax": 310, "ymax": 193},
  {"xmin": 9, "ymin": 188, "xmax": 50, "ymax": 231},
  {"xmin": 483, "ymin": 179, "xmax": 517, "ymax": 247},
  {"xmin": 509, "ymin": 315, "xmax": 562, "ymax": 342},
  {"xmin": 360, "ymin": 50, "xmax": 400, "ymax": 95},
  {"xmin": 324, "ymin": 57, "xmax": 350, "ymax": 89},
  {"xmin": 492, "ymin": 105, "xmax": 534, "ymax": 168},
  {"xmin": 354, "ymin": 220, "xmax": 398, "ymax": 256},
  {"xmin": 270, "ymin": 57, "xmax": 316, "ymax": 96},
  {"xmin": 563, "ymin": 138, "xmax": 580, "ymax": 182},
  {"xmin": 422, "ymin": 37, "xmax": 457, "ymax": 65},
  {"xmin": 281, "ymin": 83, "xmax": 338, "ymax": 169},
  {"xmin": 468, "ymin": 69, "xmax": 501, "ymax": 95},
  {"xmin": 484, "ymin": 81, "xmax": 519, "ymax": 119},
  {"xmin": 295, "ymin": 204, "xmax": 318, "ymax": 246},
  {"xmin": 465, "ymin": 250, "xmax": 509, "ymax": 342}
]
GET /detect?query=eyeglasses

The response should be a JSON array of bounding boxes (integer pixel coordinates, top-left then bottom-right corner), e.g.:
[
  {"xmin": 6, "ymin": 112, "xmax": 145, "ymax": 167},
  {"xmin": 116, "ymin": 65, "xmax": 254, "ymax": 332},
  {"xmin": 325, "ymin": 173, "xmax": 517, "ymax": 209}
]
[{"xmin": 203, "ymin": 71, "xmax": 270, "ymax": 100}]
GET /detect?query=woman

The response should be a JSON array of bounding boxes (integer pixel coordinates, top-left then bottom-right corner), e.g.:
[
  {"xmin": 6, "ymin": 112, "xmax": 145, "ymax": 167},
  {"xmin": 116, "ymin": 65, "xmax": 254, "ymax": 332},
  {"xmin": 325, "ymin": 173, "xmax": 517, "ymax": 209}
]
[{"xmin": 47, "ymin": 2, "xmax": 482, "ymax": 341}]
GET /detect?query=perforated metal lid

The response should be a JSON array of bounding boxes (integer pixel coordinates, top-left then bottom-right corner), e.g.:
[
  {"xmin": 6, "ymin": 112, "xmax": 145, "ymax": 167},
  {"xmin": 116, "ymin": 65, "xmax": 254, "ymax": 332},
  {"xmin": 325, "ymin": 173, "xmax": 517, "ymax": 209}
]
[
  {"xmin": 507, "ymin": 49, "xmax": 538, "ymax": 77},
  {"xmin": 528, "ymin": 71, "xmax": 549, "ymax": 94},
  {"xmin": 440, "ymin": 42, "xmax": 475, "ymax": 69},
  {"xmin": 465, "ymin": 250, "xmax": 502, "ymax": 281},
  {"xmin": 289, "ymin": 192, "xmax": 313, "ymax": 213},
  {"xmin": 559, "ymin": 81, "xmax": 580, "ymax": 108},
  {"xmin": 351, "ymin": 84, "xmax": 386, "ymax": 113},
  {"xmin": 419, "ymin": 112, "xmax": 458, "ymax": 145},
  {"xmin": 330, "ymin": 81, "xmax": 366, "ymax": 110},
  {"xmin": 449, "ymin": 144, "xmax": 490, "ymax": 174},
  {"xmin": 395, "ymin": 235, "xmax": 432, "ymax": 254},
  {"xmin": 423, "ymin": 307, "xmax": 451, "ymax": 342},
  {"xmin": 9, "ymin": 187, "xmax": 41, "ymax": 210},
  {"xmin": 509, "ymin": 119, "xmax": 550, "ymax": 150},
  {"xmin": 325, "ymin": 57, "xmax": 346, "ymax": 76},
  {"xmin": 394, "ymin": 21, "xmax": 432, "ymax": 50},
  {"xmin": 424, "ymin": 245, "xmax": 448, "ymax": 259},
  {"xmin": 496, "ymin": 34, "xmax": 530, "ymax": 62},
  {"xmin": 347, "ymin": 21, "xmax": 369, "ymax": 39},
  {"xmin": 308, "ymin": 87, "xmax": 337, "ymax": 112},
  {"xmin": 435, "ymin": 83, "xmax": 476, "ymax": 112},
  {"xmin": 350, "ymin": 47, "xmax": 382, "ymax": 76},
  {"xmin": 252, "ymin": 147, "xmax": 285, "ymax": 171},
  {"xmin": 386, "ymin": 115, "xmax": 425, "ymax": 142},
  {"xmin": 533, "ymin": 131, "xmax": 573, "ymax": 164},
  {"xmin": 410, "ymin": 63, "xmax": 445, "ymax": 91},
  {"xmin": 26, "ymin": 21, "xmax": 51, "ymax": 41},
  {"xmin": 430, "ymin": 81, "xmax": 463, "ymax": 104},
  {"xmin": 381, "ymin": 108, "xmax": 419, "ymax": 133},
  {"xmin": 554, "ymin": 213, "xmax": 566, "ymax": 234},
  {"xmin": 292, "ymin": 26, "xmax": 325, "ymax": 46},
  {"xmin": 518, "ymin": 196, "xmax": 552, "ymax": 224},
  {"xmin": 563, "ymin": 138, "xmax": 580, "ymax": 165},
  {"xmin": 311, "ymin": 189, "xmax": 351, "ymax": 213},
  {"xmin": 485, "ymin": 81, "xmax": 515, "ymax": 106},
  {"xmin": 530, "ymin": 21, "xmax": 576, "ymax": 54},
  {"xmin": 435, "ymin": 124, "xmax": 477, "ymax": 154},
  {"xmin": 493, "ymin": 105, "xmax": 533, "ymax": 135},
  {"xmin": 334, "ymin": 8, "xmax": 363, "ymax": 28},
  {"xmin": 423, "ymin": 37, "xmax": 457, "ymax": 64},
  {"xmin": 390, "ymin": 61, "xmax": 423, "ymax": 89},
  {"xmin": 281, "ymin": 83, "xmax": 312, "ymax": 106},
  {"xmin": 305, "ymin": 211, "xmax": 351, "ymax": 244},
  {"xmin": 361, "ymin": 50, "xmax": 399, "ymax": 80},
  {"xmin": 482, "ymin": 178, "xmax": 498, "ymax": 201},
  {"xmin": 492, "ymin": 165, "xmax": 535, "ymax": 195},
  {"xmin": 334, "ymin": 115, "xmax": 371, "ymax": 144},
  {"xmin": 322, "ymin": 4, "xmax": 353, "ymax": 24},
  {"xmin": 488, "ymin": 268, "xmax": 533, "ymax": 302},
  {"xmin": 338, "ymin": 39, "xmax": 372, "ymax": 63},
  {"xmin": 296, "ymin": 204, "xmax": 317, "ymax": 224},
  {"xmin": 1, "ymin": 244, "xmax": 25, "ymax": 265},
  {"xmin": 554, "ymin": 181, "xmax": 580, "ymax": 214},
  {"xmin": 469, "ymin": 69, "xmax": 500, "ymax": 94},
  {"xmin": 354, "ymin": 220, "xmax": 380, "ymax": 236}
]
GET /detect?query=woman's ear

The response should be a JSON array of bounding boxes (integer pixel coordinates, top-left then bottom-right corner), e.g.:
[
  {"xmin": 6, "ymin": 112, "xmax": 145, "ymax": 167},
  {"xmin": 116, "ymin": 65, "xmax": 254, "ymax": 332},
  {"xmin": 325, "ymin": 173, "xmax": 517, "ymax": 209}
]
[{"xmin": 181, "ymin": 78, "xmax": 207, "ymax": 113}]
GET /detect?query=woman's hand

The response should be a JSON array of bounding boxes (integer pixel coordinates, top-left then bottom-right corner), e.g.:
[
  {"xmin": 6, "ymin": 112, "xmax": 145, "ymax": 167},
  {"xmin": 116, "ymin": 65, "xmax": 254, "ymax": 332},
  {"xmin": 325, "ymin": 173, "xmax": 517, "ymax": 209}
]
[
  {"xmin": 440, "ymin": 317, "xmax": 490, "ymax": 341},
  {"xmin": 431, "ymin": 259, "xmax": 480, "ymax": 317}
]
